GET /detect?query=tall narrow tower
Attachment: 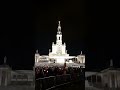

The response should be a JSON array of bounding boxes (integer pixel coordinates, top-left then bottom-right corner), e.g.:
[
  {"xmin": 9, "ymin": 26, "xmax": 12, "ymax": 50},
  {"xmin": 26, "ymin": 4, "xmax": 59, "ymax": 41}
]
[
  {"xmin": 56, "ymin": 21, "xmax": 62, "ymax": 45},
  {"xmin": 49, "ymin": 21, "xmax": 69, "ymax": 57}
]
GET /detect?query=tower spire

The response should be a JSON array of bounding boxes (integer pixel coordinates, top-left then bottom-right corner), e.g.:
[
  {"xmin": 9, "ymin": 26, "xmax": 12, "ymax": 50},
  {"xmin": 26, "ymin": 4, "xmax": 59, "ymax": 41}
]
[{"xmin": 57, "ymin": 21, "xmax": 61, "ymax": 34}]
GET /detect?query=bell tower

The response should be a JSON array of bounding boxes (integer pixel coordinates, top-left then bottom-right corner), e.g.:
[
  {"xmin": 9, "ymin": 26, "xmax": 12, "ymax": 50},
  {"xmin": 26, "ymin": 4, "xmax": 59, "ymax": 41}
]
[
  {"xmin": 49, "ymin": 21, "xmax": 69, "ymax": 58},
  {"xmin": 56, "ymin": 21, "xmax": 62, "ymax": 45}
]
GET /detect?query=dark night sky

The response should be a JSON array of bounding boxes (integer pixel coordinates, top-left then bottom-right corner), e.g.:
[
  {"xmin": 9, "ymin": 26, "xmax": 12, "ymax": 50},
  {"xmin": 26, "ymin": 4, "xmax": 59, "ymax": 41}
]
[{"xmin": 0, "ymin": 0, "xmax": 119, "ymax": 70}]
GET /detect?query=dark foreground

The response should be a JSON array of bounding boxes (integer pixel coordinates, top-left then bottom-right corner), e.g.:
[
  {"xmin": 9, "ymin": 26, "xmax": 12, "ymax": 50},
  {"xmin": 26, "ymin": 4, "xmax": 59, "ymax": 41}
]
[
  {"xmin": 53, "ymin": 81, "xmax": 84, "ymax": 90},
  {"xmin": 36, "ymin": 68, "xmax": 85, "ymax": 90},
  {"xmin": 0, "ymin": 86, "xmax": 34, "ymax": 90}
]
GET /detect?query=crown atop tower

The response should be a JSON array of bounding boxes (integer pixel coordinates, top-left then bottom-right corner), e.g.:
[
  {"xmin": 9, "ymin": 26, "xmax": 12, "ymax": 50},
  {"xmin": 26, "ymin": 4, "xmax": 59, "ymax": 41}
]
[{"xmin": 57, "ymin": 21, "xmax": 62, "ymax": 34}]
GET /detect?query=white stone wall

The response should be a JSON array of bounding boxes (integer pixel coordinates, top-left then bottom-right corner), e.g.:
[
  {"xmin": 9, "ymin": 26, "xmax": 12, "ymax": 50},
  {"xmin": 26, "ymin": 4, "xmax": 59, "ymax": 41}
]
[
  {"xmin": 77, "ymin": 54, "xmax": 85, "ymax": 64},
  {"xmin": 0, "ymin": 68, "xmax": 11, "ymax": 86},
  {"xmin": 52, "ymin": 44, "xmax": 57, "ymax": 54},
  {"xmin": 35, "ymin": 53, "xmax": 39, "ymax": 63},
  {"xmin": 117, "ymin": 72, "xmax": 120, "ymax": 88},
  {"xmin": 62, "ymin": 44, "xmax": 66, "ymax": 54}
]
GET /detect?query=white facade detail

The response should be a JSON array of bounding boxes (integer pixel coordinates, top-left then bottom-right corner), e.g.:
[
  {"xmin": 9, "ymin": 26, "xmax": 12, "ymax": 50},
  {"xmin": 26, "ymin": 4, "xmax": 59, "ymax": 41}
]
[{"xmin": 77, "ymin": 51, "xmax": 85, "ymax": 64}]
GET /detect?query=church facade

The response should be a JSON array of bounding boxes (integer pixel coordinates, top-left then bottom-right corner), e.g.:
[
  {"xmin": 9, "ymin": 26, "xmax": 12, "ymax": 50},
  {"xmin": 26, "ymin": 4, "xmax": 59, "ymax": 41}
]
[{"xmin": 35, "ymin": 21, "xmax": 85, "ymax": 68}]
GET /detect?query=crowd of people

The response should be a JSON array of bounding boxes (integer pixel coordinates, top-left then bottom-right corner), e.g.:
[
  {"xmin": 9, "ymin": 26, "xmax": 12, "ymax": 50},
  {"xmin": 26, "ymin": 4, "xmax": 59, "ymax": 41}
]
[{"xmin": 35, "ymin": 66, "xmax": 84, "ymax": 79}]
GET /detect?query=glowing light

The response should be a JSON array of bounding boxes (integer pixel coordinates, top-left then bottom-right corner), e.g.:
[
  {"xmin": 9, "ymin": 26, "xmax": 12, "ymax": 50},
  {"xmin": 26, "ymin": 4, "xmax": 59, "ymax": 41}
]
[
  {"xmin": 35, "ymin": 21, "xmax": 85, "ymax": 68},
  {"xmin": 69, "ymin": 60, "xmax": 73, "ymax": 63},
  {"xmin": 56, "ymin": 58, "xmax": 65, "ymax": 63}
]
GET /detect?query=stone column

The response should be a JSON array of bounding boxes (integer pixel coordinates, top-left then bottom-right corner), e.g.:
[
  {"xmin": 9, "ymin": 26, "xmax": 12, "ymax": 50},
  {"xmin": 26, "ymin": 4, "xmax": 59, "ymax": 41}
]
[
  {"xmin": 5, "ymin": 72, "xmax": 7, "ymax": 86},
  {"xmin": 115, "ymin": 71, "xmax": 117, "ymax": 88},
  {"xmin": 100, "ymin": 74, "xmax": 104, "ymax": 87},
  {"xmin": 5, "ymin": 70, "xmax": 9, "ymax": 86},
  {"xmin": 96, "ymin": 75, "xmax": 97, "ymax": 83},
  {"xmin": 109, "ymin": 73, "xmax": 112, "ymax": 88},
  {"xmin": 91, "ymin": 75, "xmax": 92, "ymax": 85}
]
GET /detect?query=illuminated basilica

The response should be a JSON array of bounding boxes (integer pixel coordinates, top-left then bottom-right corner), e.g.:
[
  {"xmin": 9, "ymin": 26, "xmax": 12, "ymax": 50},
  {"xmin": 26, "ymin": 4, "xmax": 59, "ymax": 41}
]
[{"xmin": 35, "ymin": 21, "xmax": 85, "ymax": 68}]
